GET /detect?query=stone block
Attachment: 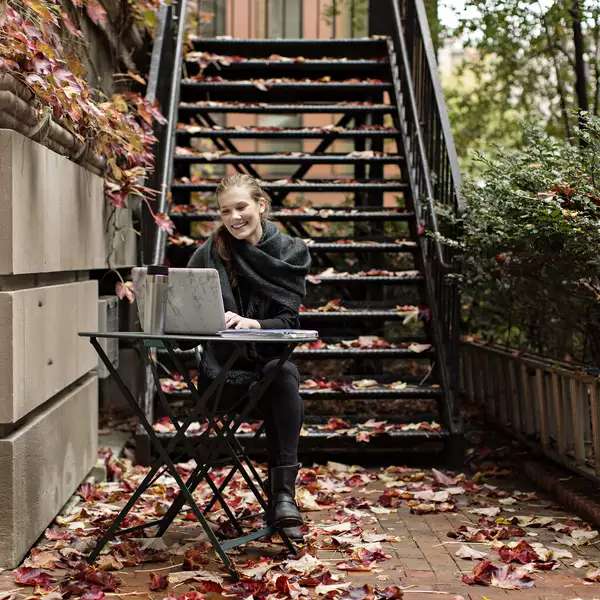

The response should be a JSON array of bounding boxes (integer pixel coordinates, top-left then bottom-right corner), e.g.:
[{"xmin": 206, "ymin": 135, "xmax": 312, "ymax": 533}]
[
  {"xmin": 0, "ymin": 129, "xmax": 135, "ymax": 274},
  {"xmin": 0, "ymin": 280, "xmax": 98, "ymax": 424},
  {"xmin": 0, "ymin": 373, "xmax": 98, "ymax": 567}
]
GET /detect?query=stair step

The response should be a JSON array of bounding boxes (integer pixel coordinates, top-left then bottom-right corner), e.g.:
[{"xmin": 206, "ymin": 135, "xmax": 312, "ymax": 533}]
[
  {"xmin": 293, "ymin": 346, "xmax": 434, "ymax": 358},
  {"xmin": 309, "ymin": 270, "xmax": 423, "ymax": 284},
  {"xmin": 299, "ymin": 309, "xmax": 422, "ymax": 320},
  {"xmin": 294, "ymin": 426, "xmax": 448, "ymax": 454},
  {"xmin": 178, "ymin": 101, "xmax": 394, "ymax": 114},
  {"xmin": 168, "ymin": 209, "xmax": 414, "ymax": 222},
  {"xmin": 176, "ymin": 126, "xmax": 400, "ymax": 139},
  {"xmin": 185, "ymin": 56, "xmax": 389, "ymax": 79},
  {"xmin": 306, "ymin": 240, "xmax": 417, "ymax": 252},
  {"xmin": 189, "ymin": 37, "xmax": 389, "ymax": 59},
  {"xmin": 163, "ymin": 384, "xmax": 441, "ymax": 401},
  {"xmin": 171, "ymin": 178, "xmax": 408, "ymax": 193},
  {"xmin": 152, "ymin": 420, "xmax": 447, "ymax": 455},
  {"xmin": 180, "ymin": 80, "xmax": 393, "ymax": 102},
  {"xmin": 169, "ymin": 238, "xmax": 416, "ymax": 253},
  {"xmin": 174, "ymin": 151, "xmax": 401, "ymax": 165},
  {"xmin": 299, "ymin": 381, "xmax": 442, "ymax": 399}
]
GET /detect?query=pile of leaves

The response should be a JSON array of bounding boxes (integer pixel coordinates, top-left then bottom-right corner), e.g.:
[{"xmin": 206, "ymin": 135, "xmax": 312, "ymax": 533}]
[
  {"xmin": 308, "ymin": 268, "xmax": 420, "ymax": 282},
  {"xmin": 298, "ymin": 300, "xmax": 429, "ymax": 320},
  {"xmin": 184, "ymin": 51, "xmax": 388, "ymax": 68},
  {"xmin": 448, "ymin": 116, "xmax": 600, "ymax": 363},
  {"xmin": 176, "ymin": 123, "xmax": 396, "ymax": 134},
  {"xmin": 0, "ymin": 0, "xmax": 170, "ymax": 229},
  {"xmin": 296, "ymin": 336, "xmax": 431, "ymax": 353},
  {"xmin": 175, "ymin": 176, "xmax": 395, "ymax": 187},
  {"xmin": 9, "ymin": 445, "xmax": 600, "ymax": 598},
  {"xmin": 185, "ymin": 74, "xmax": 387, "ymax": 87},
  {"xmin": 300, "ymin": 376, "xmax": 411, "ymax": 392}
]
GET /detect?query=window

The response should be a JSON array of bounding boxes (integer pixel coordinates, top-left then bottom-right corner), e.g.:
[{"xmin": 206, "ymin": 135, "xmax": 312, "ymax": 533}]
[
  {"xmin": 196, "ymin": 0, "xmax": 226, "ymax": 37},
  {"xmin": 327, "ymin": 0, "xmax": 369, "ymax": 38},
  {"xmin": 258, "ymin": 0, "xmax": 304, "ymax": 178},
  {"xmin": 265, "ymin": 0, "xmax": 302, "ymax": 38}
]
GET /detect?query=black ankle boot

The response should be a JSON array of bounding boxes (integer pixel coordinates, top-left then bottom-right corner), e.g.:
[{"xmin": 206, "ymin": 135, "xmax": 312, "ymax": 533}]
[
  {"xmin": 264, "ymin": 469, "xmax": 305, "ymax": 542},
  {"xmin": 269, "ymin": 464, "xmax": 303, "ymax": 528}
]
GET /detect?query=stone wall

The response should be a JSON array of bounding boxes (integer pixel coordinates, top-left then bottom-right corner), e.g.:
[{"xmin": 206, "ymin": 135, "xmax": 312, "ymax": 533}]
[{"xmin": 0, "ymin": 0, "xmax": 147, "ymax": 567}]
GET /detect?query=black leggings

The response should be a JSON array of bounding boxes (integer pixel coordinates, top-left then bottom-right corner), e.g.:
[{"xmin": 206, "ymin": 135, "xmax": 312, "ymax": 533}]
[{"xmin": 205, "ymin": 360, "xmax": 304, "ymax": 466}]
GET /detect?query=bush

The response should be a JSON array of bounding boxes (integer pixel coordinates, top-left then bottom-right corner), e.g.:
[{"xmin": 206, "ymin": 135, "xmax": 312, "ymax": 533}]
[{"xmin": 449, "ymin": 114, "xmax": 600, "ymax": 364}]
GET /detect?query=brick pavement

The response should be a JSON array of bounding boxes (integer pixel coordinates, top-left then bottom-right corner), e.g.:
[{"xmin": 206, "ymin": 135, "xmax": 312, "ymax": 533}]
[{"xmin": 2, "ymin": 460, "xmax": 600, "ymax": 599}]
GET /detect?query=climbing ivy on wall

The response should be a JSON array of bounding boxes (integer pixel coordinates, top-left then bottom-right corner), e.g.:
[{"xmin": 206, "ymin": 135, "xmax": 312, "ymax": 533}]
[{"xmin": 0, "ymin": 0, "xmax": 173, "ymax": 235}]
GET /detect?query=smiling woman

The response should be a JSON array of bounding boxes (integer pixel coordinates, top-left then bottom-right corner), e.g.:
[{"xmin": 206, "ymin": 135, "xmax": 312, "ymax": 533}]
[{"xmin": 186, "ymin": 173, "xmax": 312, "ymax": 540}]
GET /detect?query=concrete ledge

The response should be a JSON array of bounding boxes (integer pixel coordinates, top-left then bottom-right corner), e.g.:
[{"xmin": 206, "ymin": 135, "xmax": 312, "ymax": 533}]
[
  {"xmin": 0, "ymin": 373, "xmax": 98, "ymax": 568},
  {"xmin": 0, "ymin": 129, "xmax": 135, "ymax": 274},
  {"xmin": 0, "ymin": 280, "xmax": 98, "ymax": 424}
]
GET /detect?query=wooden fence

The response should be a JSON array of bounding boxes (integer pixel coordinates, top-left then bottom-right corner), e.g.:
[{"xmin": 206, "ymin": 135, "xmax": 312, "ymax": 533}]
[{"xmin": 461, "ymin": 341, "xmax": 600, "ymax": 482}]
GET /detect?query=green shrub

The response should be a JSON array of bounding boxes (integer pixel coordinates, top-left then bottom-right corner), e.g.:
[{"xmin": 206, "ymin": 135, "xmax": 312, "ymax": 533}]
[{"xmin": 448, "ymin": 114, "xmax": 600, "ymax": 364}]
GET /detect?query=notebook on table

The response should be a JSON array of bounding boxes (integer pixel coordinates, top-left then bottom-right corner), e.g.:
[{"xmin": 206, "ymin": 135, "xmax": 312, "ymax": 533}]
[{"xmin": 217, "ymin": 329, "xmax": 318, "ymax": 339}]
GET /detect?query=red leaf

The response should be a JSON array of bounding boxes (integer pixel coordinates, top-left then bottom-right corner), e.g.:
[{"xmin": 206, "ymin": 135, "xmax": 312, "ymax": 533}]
[
  {"xmin": 182, "ymin": 547, "xmax": 209, "ymax": 570},
  {"xmin": 74, "ymin": 564, "xmax": 121, "ymax": 592},
  {"xmin": 86, "ymin": 0, "xmax": 107, "ymax": 25},
  {"xmin": 14, "ymin": 567, "xmax": 54, "ymax": 588},
  {"xmin": 62, "ymin": 13, "xmax": 83, "ymax": 38},
  {"xmin": 45, "ymin": 527, "xmax": 73, "ymax": 541},
  {"xmin": 380, "ymin": 586, "xmax": 404, "ymax": 599},
  {"xmin": 461, "ymin": 559, "xmax": 496, "ymax": 585},
  {"xmin": 498, "ymin": 540, "xmax": 540, "ymax": 564},
  {"xmin": 81, "ymin": 587, "xmax": 106, "ymax": 600},
  {"xmin": 149, "ymin": 573, "xmax": 168, "ymax": 591},
  {"xmin": 275, "ymin": 575, "xmax": 291, "ymax": 594},
  {"xmin": 78, "ymin": 482, "xmax": 104, "ymax": 502},
  {"xmin": 324, "ymin": 417, "xmax": 351, "ymax": 430},
  {"xmin": 116, "ymin": 281, "xmax": 135, "ymax": 303},
  {"xmin": 194, "ymin": 581, "xmax": 223, "ymax": 593},
  {"xmin": 154, "ymin": 212, "xmax": 175, "ymax": 235}
]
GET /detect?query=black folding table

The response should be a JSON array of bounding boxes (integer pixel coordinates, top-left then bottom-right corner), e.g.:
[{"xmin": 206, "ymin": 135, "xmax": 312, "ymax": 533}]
[{"xmin": 79, "ymin": 330, "xmax": 318, "ymax": 578}]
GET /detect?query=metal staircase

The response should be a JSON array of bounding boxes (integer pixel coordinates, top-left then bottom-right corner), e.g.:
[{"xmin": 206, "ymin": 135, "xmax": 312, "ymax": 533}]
[{"xmin": 140, "ymin": 0, "xmax": 463, "ymax": 463}]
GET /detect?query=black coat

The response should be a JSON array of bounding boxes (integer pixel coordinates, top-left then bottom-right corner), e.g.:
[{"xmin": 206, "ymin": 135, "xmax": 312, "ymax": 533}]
[{"xmin": 186, "ymin": 226, "xmax": 309, "ymax": 384}]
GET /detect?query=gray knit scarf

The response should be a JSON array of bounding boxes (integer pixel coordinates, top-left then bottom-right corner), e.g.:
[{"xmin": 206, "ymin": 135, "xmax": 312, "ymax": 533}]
[{"xmin": 189, "ymin": 220, "xmax": 311, "ymax": 317}]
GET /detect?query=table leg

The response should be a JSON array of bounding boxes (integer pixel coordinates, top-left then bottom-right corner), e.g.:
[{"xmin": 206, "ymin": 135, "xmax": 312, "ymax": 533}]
[
  {"xmin": 144, "ymin": 346, "xmax": 245, "ymax": 536},
  {"xmin": 88, "ymin": 337, "xmax": 242, "ymax": 575}
]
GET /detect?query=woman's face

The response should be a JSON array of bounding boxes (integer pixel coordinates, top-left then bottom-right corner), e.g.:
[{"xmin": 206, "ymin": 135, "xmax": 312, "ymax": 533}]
[{"xmin": 218, "ymin": 186, "xmax": 266, "ymax": 245}]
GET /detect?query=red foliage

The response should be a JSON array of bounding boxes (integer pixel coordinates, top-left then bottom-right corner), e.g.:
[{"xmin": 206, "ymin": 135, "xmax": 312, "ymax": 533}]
[
  {"xmin": 149, "ymin": 573, "xmax": 168, "ymax": 591},
  {"xmin": 14, "ymin": 567, "xmax": 54, "ymax": 588}
]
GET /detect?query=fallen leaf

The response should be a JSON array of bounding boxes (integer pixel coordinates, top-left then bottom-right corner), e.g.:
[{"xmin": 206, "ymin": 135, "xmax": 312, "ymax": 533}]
[
  {"xmin": 149, "ymin": 573, "xmax": 168, "ymax": 591},
  {"xmin": 455, "ymin": 545, "xmax": 488, "ymax": 560}
]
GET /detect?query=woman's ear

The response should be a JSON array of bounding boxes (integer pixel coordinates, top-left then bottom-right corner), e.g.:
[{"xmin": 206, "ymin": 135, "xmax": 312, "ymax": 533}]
[{"xmin": 258, "ymin": 197, "xmax": 267, "ymax": 214}]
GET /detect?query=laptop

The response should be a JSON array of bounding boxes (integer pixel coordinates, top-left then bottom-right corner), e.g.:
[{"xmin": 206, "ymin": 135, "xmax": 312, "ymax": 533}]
[
  {"xmin": 132, "ymin": 267, "xmax": 319, "ymax": 340},
  {"xmin": 132, "ymin": 267, "xmax": 226, "ymax": 335}
]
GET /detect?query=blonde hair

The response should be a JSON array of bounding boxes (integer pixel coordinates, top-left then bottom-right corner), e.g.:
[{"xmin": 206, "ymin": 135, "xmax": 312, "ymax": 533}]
[{"xmin": 213, "ymin": 174, "xmax": 271, "ymax": 286}]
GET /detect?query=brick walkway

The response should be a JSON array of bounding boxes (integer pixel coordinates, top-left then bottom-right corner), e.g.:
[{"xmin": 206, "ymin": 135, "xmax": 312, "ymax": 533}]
[{"xmin": 2, "ymin": 455, "xmax": 600, "ymax": 599}]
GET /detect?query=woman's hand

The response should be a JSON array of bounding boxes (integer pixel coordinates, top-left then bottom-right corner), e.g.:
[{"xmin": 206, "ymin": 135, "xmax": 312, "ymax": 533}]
[{"xmin": 224, "ymin": 311, "xmax": 260, "ymax": 329}]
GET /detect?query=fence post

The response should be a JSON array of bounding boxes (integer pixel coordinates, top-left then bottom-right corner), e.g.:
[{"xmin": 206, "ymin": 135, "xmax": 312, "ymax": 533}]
[
  {"xmin": 590, "ymin": 381, "xmax": 600, "ymax": 477},
  {"xmin": 534, "ymin": 368, "xmax": 549, "ymax": 450},
  {"xmin": 570, "ymin": 378, "xmax": 586, "ymax": 465}
]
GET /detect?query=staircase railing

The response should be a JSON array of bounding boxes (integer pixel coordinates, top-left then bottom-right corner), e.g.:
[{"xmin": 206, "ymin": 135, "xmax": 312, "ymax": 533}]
[
  {"xmin": 389, "ymin": 0, "xmax": 463, "ymax": 433},
  {"xmin": 144, "ymin": 0, "xmax": 188, "ymax": 266}
]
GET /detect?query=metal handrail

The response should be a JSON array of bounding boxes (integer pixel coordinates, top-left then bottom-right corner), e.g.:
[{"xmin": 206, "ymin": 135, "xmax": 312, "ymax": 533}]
[
  {"xmin": 390, "ymin": 0, "xmax": 461, "ymax": 270},
  {"xmin": 412, "ymin": 0, "xmax": 463, "ymax": 213},
  {"xmin": 387, "ymin": 0, "xmax": 463, "ymax": 433},
  {"xmin": 147, "ymin": 0, "xmax": 188, "ymax": 266}
]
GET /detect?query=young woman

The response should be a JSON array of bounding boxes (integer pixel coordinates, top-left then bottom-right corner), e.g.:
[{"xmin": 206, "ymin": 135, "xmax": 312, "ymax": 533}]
[{"xmin": 187, "ymin": 173, "xmax": 311, "ymax": 540}]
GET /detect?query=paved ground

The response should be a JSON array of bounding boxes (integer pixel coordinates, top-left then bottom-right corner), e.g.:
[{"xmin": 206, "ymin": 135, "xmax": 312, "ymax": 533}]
[{"xmin": 2, "ymin": 441, "xmax": 600, "ymax": 599}]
